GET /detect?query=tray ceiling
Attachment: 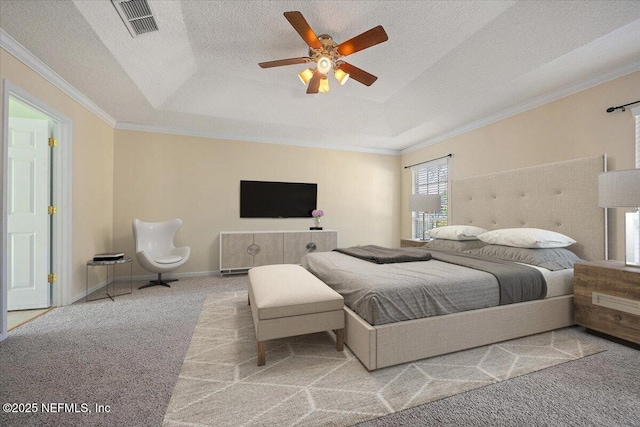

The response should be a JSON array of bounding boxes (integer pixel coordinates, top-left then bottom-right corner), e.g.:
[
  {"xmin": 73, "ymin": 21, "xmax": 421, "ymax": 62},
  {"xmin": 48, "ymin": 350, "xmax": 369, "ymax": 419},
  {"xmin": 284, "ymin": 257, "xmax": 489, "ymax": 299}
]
[{"xmin": 1, "ymin": 1, "xmax": 639, "ymax": 153}]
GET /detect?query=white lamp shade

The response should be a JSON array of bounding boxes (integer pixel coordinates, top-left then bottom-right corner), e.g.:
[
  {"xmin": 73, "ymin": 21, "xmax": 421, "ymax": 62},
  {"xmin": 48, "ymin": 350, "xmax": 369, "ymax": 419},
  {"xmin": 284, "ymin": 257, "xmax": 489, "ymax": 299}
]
[
  {"xmin": 598, "ymin": 169, "xmax": 640, "ymax": 207},
  {"xmin": 409, "ymin": 194, "xmax": 441, "ymax": 213}
]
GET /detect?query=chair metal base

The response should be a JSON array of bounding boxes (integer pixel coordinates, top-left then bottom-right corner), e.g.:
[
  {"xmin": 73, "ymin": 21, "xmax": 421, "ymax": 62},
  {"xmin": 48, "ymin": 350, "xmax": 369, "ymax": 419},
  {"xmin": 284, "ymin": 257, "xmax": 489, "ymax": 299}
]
[{"xmin": 139, "ymin": 273, "xmax": 178, "ymax": 290}]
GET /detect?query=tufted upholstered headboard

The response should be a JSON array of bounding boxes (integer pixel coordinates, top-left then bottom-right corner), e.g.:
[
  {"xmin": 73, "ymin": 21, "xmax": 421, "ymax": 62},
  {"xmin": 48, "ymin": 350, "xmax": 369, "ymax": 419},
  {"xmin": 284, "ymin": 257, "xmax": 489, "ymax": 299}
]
[{"xmin": 450, "ymin": 156, "xmax": 605, "ymax": 261}]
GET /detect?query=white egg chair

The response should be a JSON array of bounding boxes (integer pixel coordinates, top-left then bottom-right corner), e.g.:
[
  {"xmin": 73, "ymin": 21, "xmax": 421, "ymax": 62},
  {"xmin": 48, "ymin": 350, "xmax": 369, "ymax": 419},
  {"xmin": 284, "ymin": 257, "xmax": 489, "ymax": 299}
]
[{"xmin": 132, "ymin": 218, "xmax": 191, "ymax": 289}]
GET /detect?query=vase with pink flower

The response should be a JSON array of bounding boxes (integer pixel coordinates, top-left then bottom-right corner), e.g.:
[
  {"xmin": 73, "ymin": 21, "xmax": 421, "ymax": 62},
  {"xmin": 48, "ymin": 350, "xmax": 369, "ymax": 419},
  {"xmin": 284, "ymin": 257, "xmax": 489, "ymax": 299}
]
[{"xmin": 310, "ymin": 209, "xmax": 324, "ymax": 230}]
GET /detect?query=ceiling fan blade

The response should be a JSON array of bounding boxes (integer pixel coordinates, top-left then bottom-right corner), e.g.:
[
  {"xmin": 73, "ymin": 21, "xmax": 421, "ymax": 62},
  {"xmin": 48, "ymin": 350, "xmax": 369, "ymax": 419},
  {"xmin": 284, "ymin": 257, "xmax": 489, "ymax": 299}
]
[
  {"xmin": 284, "ymin": 11, "xmax": 323, "ymax": 49},
  {"xmin": 306, "ymin": 70, "xmax": 322, "ymax": 94},
  {"xmin": 259, "ymin": 57, "xmax": 310, "ymax": 68},
  {"xmin": 336, "ymin": 25, "xmax": 388, "ymax": 56},
  {"xmin": 337, "ymin": 62, "xmax": 378, "ymax": 86}
]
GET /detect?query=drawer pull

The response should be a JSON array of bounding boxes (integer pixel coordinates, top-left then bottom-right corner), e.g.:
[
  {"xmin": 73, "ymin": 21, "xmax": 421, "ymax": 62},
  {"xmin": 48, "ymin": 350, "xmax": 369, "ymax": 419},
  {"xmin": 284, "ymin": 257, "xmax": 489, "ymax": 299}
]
[
  {"xmin": 592, "ymin": 292, "xmax": 640, "ymax": 315},
  {"xmin": 306, "ymin": 242, "xmax": 317, "ymax": 253},
  {"xmin": 247, "ymin": 244, "xmax": 261, "ymax": 255}
]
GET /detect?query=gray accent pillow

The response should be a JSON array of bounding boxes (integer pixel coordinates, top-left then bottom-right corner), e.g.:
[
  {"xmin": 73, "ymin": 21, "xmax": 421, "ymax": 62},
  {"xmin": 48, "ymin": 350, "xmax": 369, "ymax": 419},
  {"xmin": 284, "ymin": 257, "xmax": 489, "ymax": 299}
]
[
  {"xmin": 422, "ymin": 239, "xmax": 487, "ymax": 252},
  {"xmin": 464, "ymin": 245, "xmax": 583, "ymax": 271}
]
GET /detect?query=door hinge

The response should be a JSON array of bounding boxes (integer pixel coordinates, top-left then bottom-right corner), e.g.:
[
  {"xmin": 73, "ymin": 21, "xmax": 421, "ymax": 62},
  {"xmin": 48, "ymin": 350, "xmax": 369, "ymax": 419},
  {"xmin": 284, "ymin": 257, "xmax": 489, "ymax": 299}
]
[
  {"xmin": 48, "ymin": 137, "xmax": 57, "ymax": 147},
  {"xmin": 48, "ymin": 205, "xmax": 57, "ymax": 215},
  {"xmin": 48, "ymin": 273, "xmax": 57, "ymax": 283}
]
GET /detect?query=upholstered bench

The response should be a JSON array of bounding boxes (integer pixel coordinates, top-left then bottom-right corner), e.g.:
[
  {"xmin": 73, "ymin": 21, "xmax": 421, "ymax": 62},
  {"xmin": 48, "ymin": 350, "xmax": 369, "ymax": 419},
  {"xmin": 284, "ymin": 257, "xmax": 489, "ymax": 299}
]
[{"xmin": 248, "ymin": 264, "xmax": 345, "ymax": 366}]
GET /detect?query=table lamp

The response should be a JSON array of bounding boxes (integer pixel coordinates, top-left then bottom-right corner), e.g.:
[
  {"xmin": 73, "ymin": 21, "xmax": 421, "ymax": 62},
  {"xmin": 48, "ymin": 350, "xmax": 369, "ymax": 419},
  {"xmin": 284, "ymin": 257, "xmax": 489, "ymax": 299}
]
[
  {"xmin": 598, "ymin": 169, "xmax": 640, "ymax": 266},
  {"xmin": 409, "ymin": 194, "xmax": 442, "ymax": 240}
]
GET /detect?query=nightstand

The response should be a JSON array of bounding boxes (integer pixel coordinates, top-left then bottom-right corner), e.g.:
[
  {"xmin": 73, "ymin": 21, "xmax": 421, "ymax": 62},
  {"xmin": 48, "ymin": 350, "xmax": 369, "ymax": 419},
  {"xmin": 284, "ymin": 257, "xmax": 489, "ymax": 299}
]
[
  {"xmin": 573, "ymin": 261, "xmax": 640, "ymax": 346},
  {"xmin": 400, "ymin": 239, "xmax": 430, "ymax": 248}
]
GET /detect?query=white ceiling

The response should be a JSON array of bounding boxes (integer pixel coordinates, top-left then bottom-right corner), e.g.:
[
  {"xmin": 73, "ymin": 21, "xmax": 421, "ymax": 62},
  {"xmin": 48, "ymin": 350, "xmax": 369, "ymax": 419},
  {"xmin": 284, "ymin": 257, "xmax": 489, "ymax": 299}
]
[{"xmin": 1, "ymin": 1, "xmax": 639, "ymax": 153}]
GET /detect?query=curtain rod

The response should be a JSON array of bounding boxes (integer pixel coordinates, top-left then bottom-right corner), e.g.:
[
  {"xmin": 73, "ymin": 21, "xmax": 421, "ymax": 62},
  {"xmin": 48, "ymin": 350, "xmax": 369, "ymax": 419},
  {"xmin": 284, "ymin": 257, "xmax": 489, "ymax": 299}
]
[
  {"xmin": 606, "ymin": 99, "xmax": 640, "ymax": 113},
  {"xmin": 403, "ymin": 153, "xmax": 453, "ymax": 169}
]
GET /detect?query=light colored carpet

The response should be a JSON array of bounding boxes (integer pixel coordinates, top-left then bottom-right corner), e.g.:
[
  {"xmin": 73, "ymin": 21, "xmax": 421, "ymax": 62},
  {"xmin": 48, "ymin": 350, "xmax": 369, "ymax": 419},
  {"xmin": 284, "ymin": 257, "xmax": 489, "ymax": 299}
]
[
  {"xmin": 163, "ymin": 293, "xmax": 604, "ymax": 427},
  {"xmin": 2, "ymin": 275, "xmax": 637, "ymax": 427},
  {"xmin": 0, "ymin": 275, "xmax": 247, "ymax": 427}
]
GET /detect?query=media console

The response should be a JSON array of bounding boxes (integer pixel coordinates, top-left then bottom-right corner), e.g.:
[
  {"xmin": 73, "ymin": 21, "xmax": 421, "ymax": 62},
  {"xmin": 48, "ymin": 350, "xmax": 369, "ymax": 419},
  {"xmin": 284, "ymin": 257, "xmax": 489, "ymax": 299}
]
[{"xmin": 219, "ymin": 230, "xmax": 338, "ymax": 275}]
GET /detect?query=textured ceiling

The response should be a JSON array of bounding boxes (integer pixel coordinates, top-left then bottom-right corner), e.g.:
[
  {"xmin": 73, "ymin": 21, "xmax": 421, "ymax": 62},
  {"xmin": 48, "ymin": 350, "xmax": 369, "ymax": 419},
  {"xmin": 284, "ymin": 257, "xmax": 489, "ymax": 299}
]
[{"xmin": 1, "ymin": 1, "xmax": 639, "ymax": 153}]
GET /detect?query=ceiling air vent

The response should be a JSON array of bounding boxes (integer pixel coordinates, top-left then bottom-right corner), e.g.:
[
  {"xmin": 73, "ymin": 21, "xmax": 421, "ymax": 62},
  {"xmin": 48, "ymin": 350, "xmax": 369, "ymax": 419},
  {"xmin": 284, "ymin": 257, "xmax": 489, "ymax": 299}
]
[{"xmin": 111, "ymin": 0, "xmax": 159, "ymax": 37}]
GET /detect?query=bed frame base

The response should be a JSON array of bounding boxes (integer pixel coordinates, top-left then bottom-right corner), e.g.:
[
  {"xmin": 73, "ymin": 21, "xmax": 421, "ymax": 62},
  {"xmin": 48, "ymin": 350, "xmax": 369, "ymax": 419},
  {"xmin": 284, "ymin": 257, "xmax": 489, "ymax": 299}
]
[{"xmin": 344, "ymin": 295, "xmax": 574, "ymax": 371}]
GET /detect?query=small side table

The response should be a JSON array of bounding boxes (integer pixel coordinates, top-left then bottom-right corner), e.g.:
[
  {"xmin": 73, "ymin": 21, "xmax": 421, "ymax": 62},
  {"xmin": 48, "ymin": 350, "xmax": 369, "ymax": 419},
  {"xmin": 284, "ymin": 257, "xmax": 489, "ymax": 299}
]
[
  {"xmin": 574, "ymin": 261, "xmax": 640, "ymax": 346},
  {"xmin": 86, "ymin": 257, "xmax": 133, "ymax": 302},
  {"xmin": 400, "ymin": 238, "xmax": 431, "ymax": 248}
]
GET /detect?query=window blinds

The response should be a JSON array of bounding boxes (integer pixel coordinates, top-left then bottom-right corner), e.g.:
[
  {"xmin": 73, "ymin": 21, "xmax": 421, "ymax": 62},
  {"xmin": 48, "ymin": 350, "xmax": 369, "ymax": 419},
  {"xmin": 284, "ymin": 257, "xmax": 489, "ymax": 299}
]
[
  {"xmin": 410, "ymin": 157, "xmax": 449, "ymax": 239},
  {"xmin": 637, "ymin": 115, "xmax": 640, "ymax": 168},
  {"xmin": 634, "ymin": 110, "xmax": 640, "ymax": 168}
]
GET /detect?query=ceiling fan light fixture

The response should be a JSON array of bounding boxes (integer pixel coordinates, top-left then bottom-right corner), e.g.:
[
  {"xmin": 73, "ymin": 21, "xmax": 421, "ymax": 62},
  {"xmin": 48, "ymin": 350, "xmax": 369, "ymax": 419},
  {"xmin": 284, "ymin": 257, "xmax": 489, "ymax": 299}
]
[
  {"xmin": 298, "ymin": 68, "xmax": 314, "ymax": 85},
  {"xmin": 334, "ymin": 68, "xmax": 349, "ymax": 85},
  {"xmin": 319, "ymin": 77, "xmax": 330, "ymax": 93},
  {"xmin": 258, "ymin": 12, "xmax": 388, "ymax": 94},
  {"xmin": 317, "ymin": 56, "xmax": 332, "ymax": 74}
]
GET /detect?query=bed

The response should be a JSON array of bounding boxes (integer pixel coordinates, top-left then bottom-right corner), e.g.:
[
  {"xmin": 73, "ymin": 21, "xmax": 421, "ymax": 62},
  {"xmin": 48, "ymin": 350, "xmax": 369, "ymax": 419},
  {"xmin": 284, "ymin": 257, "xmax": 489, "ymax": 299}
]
[{"xmin": 302, "ymin": 156, "xmax": 606, "ymax": 370}]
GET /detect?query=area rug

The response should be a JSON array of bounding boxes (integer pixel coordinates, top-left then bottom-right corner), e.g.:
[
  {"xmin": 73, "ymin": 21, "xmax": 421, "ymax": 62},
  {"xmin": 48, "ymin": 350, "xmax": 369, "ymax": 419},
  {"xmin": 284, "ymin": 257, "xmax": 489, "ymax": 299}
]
[{"xmin": 162, "ymin": 292, "xmax": 603, "ymax": 427}]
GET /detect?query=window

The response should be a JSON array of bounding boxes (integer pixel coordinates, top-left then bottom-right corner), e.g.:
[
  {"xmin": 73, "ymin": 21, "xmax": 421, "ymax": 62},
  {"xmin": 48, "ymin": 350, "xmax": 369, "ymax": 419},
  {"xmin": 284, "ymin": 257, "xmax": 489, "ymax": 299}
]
[
  {"xmin": 635, "ymin": 109, "xmax": 640, "ymax": 168},
  {"xmin": 410, "ymin": 157, "xmax": 449, "ymax": 239},
  {"xmin": 631, "ymin": 106, "xmax": 640, "ymax": 264}
]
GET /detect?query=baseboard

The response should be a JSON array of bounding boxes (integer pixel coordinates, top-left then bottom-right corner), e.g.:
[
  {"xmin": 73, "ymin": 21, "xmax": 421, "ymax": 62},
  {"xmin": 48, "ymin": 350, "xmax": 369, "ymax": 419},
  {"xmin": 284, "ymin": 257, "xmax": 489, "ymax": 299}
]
[
  {"xmin": 71, "ymin": 271, "xmax": 223, "ymax": 304},
  {"xmin": 117, "ymin": 270, "xmax": 220, "ymax": 281},
  {"xmin": 71, "ymin": 279, "xmax": 110, "ymax": 304}
]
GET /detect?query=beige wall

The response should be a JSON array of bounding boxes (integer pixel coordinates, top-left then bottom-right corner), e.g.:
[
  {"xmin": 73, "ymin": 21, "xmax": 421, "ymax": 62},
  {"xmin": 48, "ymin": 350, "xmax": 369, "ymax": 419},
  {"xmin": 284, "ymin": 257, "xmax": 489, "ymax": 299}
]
[
  {"xmin": 1, "ymin": 48, "xmax": 114, "ymax": 301},
  {"xmin": 3, "ymin": 40, "xmax": 636, "ymax": 302},
  {"xmin": 401, "ymin": 71, "xmax": 640, "ymax": 261},
  {"xmin": 113, "ymin": 130, "xmax": 401, "ymax": 276}
]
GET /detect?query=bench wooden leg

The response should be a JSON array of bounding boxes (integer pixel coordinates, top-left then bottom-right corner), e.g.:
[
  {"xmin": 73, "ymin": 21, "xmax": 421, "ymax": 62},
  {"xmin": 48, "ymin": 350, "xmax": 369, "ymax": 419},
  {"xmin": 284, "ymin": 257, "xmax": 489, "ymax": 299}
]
[
  {"xmin": 257, "ymin": 341, "xmax": 266, "ymax": 366},
  {"xmin": 336, "ymin": 329, "xmax": 344, "ymax": 352}
]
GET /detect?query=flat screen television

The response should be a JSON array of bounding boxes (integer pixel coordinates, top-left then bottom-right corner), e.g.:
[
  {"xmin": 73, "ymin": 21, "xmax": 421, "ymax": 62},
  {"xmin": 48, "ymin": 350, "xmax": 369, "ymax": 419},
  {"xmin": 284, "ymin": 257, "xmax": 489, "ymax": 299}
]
[{"xmin": 240, "ymin": 180, "xmax": 317, "ymax": 218}]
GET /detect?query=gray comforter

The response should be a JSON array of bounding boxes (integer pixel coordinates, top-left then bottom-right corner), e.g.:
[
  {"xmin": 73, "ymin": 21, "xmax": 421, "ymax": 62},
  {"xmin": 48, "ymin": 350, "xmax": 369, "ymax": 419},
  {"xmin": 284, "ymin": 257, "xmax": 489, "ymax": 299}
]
[
  {"xmin": 428, "ymin": 248, "xmax": 547, "ymax": 305},
  {"xmin": 302, "ymin": 248, "xmax": 547, "ymax": 326}
]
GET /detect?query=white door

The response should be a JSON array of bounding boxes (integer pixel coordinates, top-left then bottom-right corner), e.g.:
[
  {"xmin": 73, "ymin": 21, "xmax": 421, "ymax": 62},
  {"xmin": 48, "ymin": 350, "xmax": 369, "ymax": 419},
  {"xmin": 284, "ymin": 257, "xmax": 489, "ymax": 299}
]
[{"xmin": 7, "ymin": 117, "xmax": 50, "ymax": 310}]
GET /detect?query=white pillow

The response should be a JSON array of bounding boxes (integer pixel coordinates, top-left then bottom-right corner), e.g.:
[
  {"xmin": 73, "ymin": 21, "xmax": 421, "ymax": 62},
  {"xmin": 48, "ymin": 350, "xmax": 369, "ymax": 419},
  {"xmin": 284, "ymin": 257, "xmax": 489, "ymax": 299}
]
[
  {"xmin": 428, "ymin": 225, "xmax": 488, "ymax": 241},
  {"xmin": 477, "ymin": 228, "xmax": 576, "ymax": 248}
]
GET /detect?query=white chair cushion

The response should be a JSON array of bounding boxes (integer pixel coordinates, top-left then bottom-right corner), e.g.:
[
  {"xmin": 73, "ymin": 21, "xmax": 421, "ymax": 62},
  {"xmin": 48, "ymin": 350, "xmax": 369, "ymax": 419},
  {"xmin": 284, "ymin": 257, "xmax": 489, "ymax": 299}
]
[{"xmin": 155, "ymin": 255, "xmax": 183, "ymax": 264}]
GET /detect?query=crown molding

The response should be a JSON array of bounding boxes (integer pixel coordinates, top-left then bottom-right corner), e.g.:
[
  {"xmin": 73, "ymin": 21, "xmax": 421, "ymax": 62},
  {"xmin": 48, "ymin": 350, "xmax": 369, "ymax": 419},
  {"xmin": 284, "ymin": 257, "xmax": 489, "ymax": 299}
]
[
  {"xmin": 0, "ymin": 28, "xmax": 117, "ymax": 128},
  {"xmin": 4, "ymin": 25, "xmax": 636, "ymax": 157},
  {"xmin": 401, "ymin": 59, "xmax": 640, "ymax": 155},
  {"xmin": 115, "ymin": 121, "xmax": 401, "ymax": 156},
  {"xmin": 0, "ymin": 29, "xmax": 394, "ymax": 156}
]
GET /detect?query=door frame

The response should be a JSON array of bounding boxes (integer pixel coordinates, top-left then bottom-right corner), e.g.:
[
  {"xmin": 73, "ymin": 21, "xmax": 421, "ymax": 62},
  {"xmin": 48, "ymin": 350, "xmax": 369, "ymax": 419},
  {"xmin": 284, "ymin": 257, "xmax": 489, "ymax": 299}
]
[{"xmin": 1, "ymin": 80, "xmax": 73, "ymax": 341}]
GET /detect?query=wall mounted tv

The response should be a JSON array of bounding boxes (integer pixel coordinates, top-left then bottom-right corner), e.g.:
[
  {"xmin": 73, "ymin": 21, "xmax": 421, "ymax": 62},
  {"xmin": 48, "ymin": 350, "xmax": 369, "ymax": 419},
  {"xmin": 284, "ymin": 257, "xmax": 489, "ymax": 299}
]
[{"xmin": 240, "ymin": 180, "xmax": 317, "ymax": 218}]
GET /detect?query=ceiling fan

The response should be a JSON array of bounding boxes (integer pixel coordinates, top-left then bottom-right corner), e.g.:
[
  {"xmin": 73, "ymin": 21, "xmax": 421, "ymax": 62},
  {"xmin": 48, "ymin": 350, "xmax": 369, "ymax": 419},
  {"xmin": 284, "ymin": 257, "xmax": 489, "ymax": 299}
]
[{"xmin": 259, "ymin": 11, "xmax": 388, "ymax": 94}]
